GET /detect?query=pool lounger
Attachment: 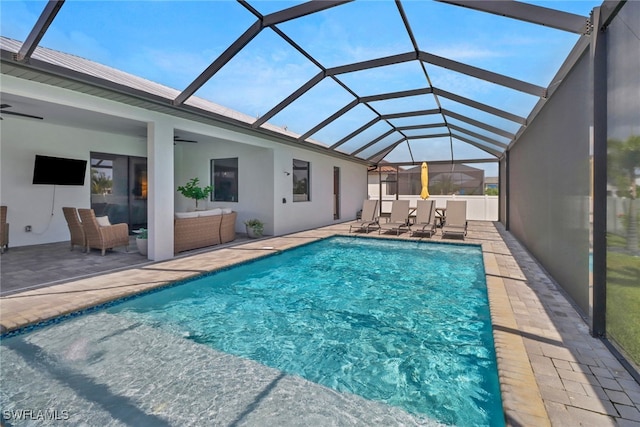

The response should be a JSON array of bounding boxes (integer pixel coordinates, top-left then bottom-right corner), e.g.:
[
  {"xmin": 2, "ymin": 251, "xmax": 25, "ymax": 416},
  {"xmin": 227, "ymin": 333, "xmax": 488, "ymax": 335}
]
[
  {"xmin": 349, "ymin": 199, "xmax": 380, "ymax": 233},
  {"xmin": 378, "ymin": 200, "xmax": 410, "ymax": 236}
]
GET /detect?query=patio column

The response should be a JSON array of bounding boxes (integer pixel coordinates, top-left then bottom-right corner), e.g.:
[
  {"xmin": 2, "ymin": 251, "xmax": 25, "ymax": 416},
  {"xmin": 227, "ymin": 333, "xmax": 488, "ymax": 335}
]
[{"xmin": 147, "ymin": 120, "xmax": 174, "ymax": 261}]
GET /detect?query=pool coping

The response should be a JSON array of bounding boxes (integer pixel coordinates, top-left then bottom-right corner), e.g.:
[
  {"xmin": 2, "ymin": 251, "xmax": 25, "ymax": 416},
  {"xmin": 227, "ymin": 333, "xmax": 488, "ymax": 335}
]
[{"xmin": 0, "ymin": 222, "xmax": 548, "ymax": 426}]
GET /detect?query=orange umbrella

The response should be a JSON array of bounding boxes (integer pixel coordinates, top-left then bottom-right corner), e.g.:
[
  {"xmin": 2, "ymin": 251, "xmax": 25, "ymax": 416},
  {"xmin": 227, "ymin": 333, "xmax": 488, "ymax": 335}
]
[{"xmin": 420, "ymin": 162, "xmax": 430, "ymax": 199}]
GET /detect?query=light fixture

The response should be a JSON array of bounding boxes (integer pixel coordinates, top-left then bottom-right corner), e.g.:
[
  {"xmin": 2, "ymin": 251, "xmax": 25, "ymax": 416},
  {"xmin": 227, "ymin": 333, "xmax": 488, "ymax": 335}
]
[{"xmin": 284, "ymin": 171, "xmax": 291, "ymax": 176}]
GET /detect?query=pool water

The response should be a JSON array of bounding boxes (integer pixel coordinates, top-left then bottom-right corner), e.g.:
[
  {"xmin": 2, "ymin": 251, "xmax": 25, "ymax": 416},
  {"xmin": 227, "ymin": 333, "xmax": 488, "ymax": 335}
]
[{"xmin": 1, "ymin": 237, "xmax": 503, "ymax": 426}]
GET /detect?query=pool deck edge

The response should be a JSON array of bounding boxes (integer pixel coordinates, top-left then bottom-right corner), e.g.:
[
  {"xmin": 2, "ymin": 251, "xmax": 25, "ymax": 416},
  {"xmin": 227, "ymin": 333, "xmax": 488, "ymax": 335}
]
[{"xmin": 484, "ymin": 250, "xmax": 550, "ymax": 427}]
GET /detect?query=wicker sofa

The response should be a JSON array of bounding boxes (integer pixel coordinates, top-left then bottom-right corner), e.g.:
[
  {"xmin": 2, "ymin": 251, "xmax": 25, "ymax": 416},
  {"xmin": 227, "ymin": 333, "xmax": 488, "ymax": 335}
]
[{"xmin": 174, "ymin": 209, "xmax": 237, "ymax": 254}]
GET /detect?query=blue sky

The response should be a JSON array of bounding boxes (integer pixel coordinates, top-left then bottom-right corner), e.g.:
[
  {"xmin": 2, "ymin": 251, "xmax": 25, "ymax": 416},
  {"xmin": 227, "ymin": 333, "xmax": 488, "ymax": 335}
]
[{"xmin": 1, "ymin": 1, "xmax": 601, "ymax": 171}]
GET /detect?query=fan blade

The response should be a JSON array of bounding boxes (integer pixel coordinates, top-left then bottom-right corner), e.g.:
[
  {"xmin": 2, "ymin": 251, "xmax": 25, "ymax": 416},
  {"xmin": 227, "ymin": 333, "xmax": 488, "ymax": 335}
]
[
  {"xmin": 174, "ymin": 136, "xmax": 198, "ymax": 143},
  {"xmin": 0, "ymin": 110, "xmax": 43, "ymax": 120}
]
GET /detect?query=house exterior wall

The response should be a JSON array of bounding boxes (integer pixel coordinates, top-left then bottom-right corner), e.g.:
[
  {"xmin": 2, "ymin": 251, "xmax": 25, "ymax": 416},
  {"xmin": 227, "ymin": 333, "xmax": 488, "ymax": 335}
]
[
  {"xmin": 174, "ymin": 137, "xmax": 276, "ymax": 235},
  {"xmin": 0, "ymin": 75, "xmax": 368, "ymax": 255},
  {"xmin": 0, "ymin": 119, "xmax": 146, "ymax": 247},
  {"xmin": 508, "ymin": 51, "xmax": 592, "ymax": 315},
  {"xmin": 272, "ymin": 145, "xmax": 367, "ymax": 236}
]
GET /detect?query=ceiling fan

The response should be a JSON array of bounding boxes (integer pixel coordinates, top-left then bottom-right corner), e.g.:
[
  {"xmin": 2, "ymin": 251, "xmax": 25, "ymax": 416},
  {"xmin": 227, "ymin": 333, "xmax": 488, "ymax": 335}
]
[
  {"xmin": 0, "ymin": 104, "xmax": 43, "ymax": 120},
  {"xmin": 174, "ymin": 135, "xmax": 198, "ymax": 144}
]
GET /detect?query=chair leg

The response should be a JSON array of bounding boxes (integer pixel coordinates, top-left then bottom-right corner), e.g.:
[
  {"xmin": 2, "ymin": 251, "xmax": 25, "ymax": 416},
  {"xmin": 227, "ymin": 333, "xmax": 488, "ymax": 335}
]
[{"xmin": 101, "ymin": 248, "xmax": 106, "ymax": 256}]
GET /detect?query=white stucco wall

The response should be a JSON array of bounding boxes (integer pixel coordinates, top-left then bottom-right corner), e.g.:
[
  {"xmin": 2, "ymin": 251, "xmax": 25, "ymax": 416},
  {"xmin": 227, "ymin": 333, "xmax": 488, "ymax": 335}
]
[
  {"xmin": 174, "ymin": 137, "xmax": 367, "ymax": 236},
  {"xmin": 174, "ymin": 137, "xmax": 276, "ymax": 235},
  {"xmin": 0, "ymin": 119, "xmax": 146, "ymax": 247},
  {"xmin": 272, "ymin": 145, "xmax": 367, "ymax": 236}
]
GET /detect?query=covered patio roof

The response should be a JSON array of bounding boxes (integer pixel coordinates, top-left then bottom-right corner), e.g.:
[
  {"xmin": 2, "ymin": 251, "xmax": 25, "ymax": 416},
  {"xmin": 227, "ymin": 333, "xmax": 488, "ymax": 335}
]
[{"xmin": 0, "ymin": 0, "xmax": 599, "ymax": 167}]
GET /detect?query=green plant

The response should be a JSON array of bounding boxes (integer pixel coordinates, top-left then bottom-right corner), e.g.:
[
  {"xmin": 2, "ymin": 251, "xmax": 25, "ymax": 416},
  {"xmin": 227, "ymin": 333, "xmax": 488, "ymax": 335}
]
[
  {"xmin": 608, "ymin": 135, "xmax": 640, "ymax": 253},
  {"xmin": 177, "ymin": 177, "xmax": 213, "ymax": 209},
  {"xmin": 244, "ymin": 218, "xmax": 264, "ymax": 236},
  {"xmin": 91, "ymin": 168, "xmax": 113, "ymax": 196},
  {"xmin": 136, "ymin": 228, "xmax": 148, "ymax": 239}
]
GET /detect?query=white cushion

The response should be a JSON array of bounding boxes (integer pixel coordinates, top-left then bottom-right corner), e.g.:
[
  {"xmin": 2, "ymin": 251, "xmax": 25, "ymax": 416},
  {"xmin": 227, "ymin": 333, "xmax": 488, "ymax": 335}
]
[
  {"xmin": 175, "ymin": 211, "xmax": 199, "ymax": 219},
  {"xmin": 199, "ymin": 208, "xmax": 222, "ymax": 217},
  {"xmin": 221, "ymin": 208, "xmax": 233, "ymax": 214},
  {"xmin": 96, "ymin": 216, "xmax": 111, "ymax": 227}
]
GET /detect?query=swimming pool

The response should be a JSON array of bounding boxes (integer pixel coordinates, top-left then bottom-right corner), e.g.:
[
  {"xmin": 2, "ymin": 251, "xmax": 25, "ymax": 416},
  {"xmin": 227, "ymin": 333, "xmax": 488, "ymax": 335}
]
[{"xmin": 1, "ymin": 236, "xmax": 503, "ymax": 426}]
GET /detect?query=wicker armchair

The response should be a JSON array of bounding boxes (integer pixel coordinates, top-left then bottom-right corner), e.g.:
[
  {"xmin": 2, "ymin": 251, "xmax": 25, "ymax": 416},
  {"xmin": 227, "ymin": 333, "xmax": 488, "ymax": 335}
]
[
  {"xmin": 0, "ymin": 205, "xmax": 8, "ymax": 254},
  {"xmin": 78, "ymin": 208, "xmax": 129, "ymax": 255},
  {"xmin": 62, "ymin": 207, "xmax": 85, "ymax": 251}
]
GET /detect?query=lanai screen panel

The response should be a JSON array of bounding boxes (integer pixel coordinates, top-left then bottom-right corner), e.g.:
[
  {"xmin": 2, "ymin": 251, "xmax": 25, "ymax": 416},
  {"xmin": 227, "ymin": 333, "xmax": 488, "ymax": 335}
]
[
  {"xmin": 387, "ymin": 114, "xmax": 445, "ymax": 129},
  {"xmin": 39, "ymin": 2, "xmax": 254, "ymax": 92},
  {"xmin": 438, "ymin": 97, "xmax": 524, "ymax": 136},
  {"xmin": 404, "ymin": 1, "xmax": 584, "ymax": 86},
  {"xmin": 276, "ymin": 0, "xmax": 414, "ymax": 68},
  {"xmin": 269, "ymin": 78, "xmax": 355, "ymax": 139},
  {"xmin": 193, "ymin": 28, "xmax": 322, "ymax": 121},
  {"xmin": 445, "ymin": 117, "xmax": 511, "ymax": 147},
  {"xmin": 383, "ymin": 138, "xmax": 499, "ymax": 164},
  {"xmin": 0, "ymin": 0, "xmax": 602, "ymax": 166},
  {"xmin": 311, "ymin": 104, "xmax": 382, "ymax": 149},
  {"xmin": 368, "ymin": 95, "xmax": 440, "ymax": 116}
]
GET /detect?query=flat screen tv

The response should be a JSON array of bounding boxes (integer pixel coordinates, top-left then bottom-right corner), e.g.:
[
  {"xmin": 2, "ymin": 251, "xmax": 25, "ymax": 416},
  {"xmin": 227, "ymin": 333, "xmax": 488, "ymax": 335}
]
[{"xmin": 32, "ymin": 155, "xmax": 87, "ymax": 186}]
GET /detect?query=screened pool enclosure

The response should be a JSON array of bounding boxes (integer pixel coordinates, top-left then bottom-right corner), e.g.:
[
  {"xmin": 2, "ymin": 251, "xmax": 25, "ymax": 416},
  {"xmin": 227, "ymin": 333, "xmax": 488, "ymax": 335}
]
[{"xmin": 1, "ymin": 1, "xmax": 638, "ymax": 378}]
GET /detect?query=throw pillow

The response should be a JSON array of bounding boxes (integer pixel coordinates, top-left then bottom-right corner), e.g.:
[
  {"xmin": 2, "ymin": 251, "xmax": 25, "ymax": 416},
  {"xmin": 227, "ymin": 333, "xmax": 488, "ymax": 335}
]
[
  {"xmin": 198, "ymin": 208, "xmax": 222, "ymax": 217},
  {"xmin": 175, "ymin": 211, "xmax": 199, "ymax": 219},
  {"xmin": 96, "ymin": 216, "xmax": 111, "ymax": 227}
]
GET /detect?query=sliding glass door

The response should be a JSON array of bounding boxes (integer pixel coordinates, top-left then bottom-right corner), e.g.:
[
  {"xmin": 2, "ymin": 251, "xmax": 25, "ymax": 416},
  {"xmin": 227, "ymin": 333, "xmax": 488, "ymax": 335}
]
[{"xmin": 90, "ymin": 152, "xmax": 147, "ymax": 231}]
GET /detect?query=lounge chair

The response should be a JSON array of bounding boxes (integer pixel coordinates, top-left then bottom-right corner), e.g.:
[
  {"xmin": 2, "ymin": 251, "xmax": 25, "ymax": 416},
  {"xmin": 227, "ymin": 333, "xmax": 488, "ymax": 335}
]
[
  {"xmin": 78, "ymin": 208, "xmax": 130, "ymax": 255},
  {"xmin": 411, "ymin": 199, "xmax": 437, "ymax": 237},
  {"xmin": 349, "ymin": 200, "xmax": 379, "ymax": 233},
  {"xmin": 0, "ymin": 205, "xmax": 8, "ymax": 254},
  {"xmin": 441, "ymin": 200, "xmax": 468, "ymax": 239},
  {"xmin": 62, "ymin": 207, "xmax": 86, "ymax": 251},
  {"xmin": 378, "ymin": 200, "xmax": 410, "ymax": 235}
]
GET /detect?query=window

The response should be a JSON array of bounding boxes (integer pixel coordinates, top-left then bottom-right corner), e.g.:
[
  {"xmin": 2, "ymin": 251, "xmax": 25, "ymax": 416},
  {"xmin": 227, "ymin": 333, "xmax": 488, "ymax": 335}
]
[
  {"xmin": 211, "ymin": 158, "xmax": 238, "ymax": 202},
  {"xmin": 293, "ymin": 159, "xmax": 310, "ymax": 202}
]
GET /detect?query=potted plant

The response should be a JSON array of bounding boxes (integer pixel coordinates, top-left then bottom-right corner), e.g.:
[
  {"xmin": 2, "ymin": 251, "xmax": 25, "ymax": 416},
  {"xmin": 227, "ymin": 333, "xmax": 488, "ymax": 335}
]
[
  {"xmin": 177, "ymin": 177, "xmax": 213, "ymax": 210},
  {"xmin": 244, "ymin": 219, "xmax": 264, "ymax": 238},
  {"xmin": 136, "ymin": 228, "xmax": 148, "ymax": 256}
]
